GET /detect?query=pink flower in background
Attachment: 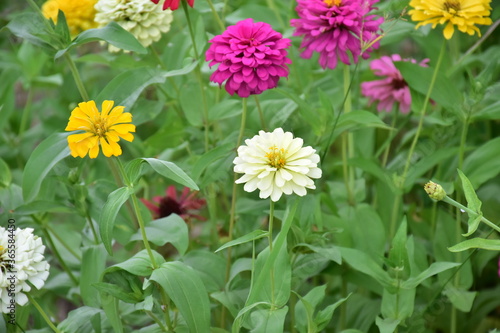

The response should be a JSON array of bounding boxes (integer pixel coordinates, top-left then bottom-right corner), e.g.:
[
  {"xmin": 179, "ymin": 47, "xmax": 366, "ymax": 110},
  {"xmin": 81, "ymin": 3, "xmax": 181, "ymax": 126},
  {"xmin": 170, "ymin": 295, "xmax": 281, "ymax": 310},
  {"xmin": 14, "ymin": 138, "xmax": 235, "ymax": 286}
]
[
  {"xmin": 291, "ymin": 0, "xmax": 383, "ymax": 70},
  {"xmin": 206, "ymin": 18, "xmax": 291, "ymax": 98},
  {"xmin": 361, "ymin": 54, "xmax": 429, "ymax": 113},
  {"xmin": 150, "ymin": 0, "xmax": 193, "ymax": 11},
  {"xmin": 141, "ymin": 186, "xmax": 206, "ymax": 221}
]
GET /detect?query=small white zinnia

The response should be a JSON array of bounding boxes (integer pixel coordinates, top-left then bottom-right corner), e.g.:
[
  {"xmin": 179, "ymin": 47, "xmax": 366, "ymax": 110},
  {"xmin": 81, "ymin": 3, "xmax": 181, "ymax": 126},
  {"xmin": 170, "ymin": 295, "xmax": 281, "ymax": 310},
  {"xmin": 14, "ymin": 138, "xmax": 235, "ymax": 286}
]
[
  {"xmin": 95, "ymin": 0, "xmax": 173, "ymax": 52},
  {"xmin": 233, "ymin": 128, "xmax": 322, "ymax": 202},
  {"xmin": 0, "ymin": 227, "xmax": 50, "ymax": 313}
]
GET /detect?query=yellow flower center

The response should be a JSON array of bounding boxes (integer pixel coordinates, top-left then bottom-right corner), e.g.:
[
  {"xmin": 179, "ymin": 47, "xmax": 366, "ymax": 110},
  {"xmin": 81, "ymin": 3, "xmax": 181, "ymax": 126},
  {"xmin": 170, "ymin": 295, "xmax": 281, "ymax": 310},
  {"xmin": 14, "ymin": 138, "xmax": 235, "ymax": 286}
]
[
  {"xmin": 265, "ymin": 146, "xmax": 287, "ymax": 169},
  {"xmin": 0, "ymin": 245, "xmax": 3, "ymax": 253},
  {"xmin": 443, "ymin": 1, "xmax": 460, "ymax": 15},
  {"xmin": 91, "ymin": 116, "xmax": 108, "ymax": 138},
  {"xmin": 324, "ymin": 0, "xmax": 342, "ymax": 7}
]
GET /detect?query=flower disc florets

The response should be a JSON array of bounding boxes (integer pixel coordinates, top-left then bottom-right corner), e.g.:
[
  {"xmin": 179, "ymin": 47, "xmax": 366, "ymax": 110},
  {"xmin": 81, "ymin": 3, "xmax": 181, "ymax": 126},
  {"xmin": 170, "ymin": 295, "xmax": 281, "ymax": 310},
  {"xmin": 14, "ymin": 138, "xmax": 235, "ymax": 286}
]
[
  {"xmin": 409, "ymin": 0, "xmax": 492, "ymax": 39},
  {"xmin": 206, "ymin": 18, "xmax": 292, "ymax": 98},
  {"xmin": 361, "ymin": 54, "xmax": 429, "ymax": 113},
  {"xmin": 0, "ymin": 228, "xmax": 50, "ymax": 313},
  {"xmin": 65, "ymin": 100, "xmax": 135, "ymax": 159},
  {"xmin": 95, "ymin": 0, "xmax": 174, "ymax": 51},
  {"xmin": 291, "ymin": 0, "xmax": 383, "ymax": 69},
  {"xmin": 233, "ymin": 128, "xmax": 322, "ymax": 202}
]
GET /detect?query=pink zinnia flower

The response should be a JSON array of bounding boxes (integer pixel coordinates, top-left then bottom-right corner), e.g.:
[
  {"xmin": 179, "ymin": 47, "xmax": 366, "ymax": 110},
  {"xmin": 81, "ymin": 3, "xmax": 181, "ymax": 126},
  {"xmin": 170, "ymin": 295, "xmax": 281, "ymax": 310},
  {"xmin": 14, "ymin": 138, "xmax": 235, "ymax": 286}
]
[
  {"xmin": 141, "ymin": 186, "xmax": 206, "ymax": 221},
  {"xmin": 291, "ymin": 0, "xmax": 383, "ymax": 70},
  {"xmin": 206, "ymin": 18, "xmax": 291, "ymax": 98},
  {"xmin": 361, "ymin": 54, "xmax": 429, "ymax": 114},
  {"xmin": 150, "ymin": 0, "xmax": 194, "ymax": 11}
]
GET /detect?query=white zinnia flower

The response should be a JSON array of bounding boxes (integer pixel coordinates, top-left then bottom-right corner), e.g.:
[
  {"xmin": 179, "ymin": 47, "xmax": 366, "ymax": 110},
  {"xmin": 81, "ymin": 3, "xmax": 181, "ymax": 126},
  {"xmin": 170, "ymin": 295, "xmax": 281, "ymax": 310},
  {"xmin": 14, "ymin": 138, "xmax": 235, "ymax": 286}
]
[
  {"xmin": 233, "ymin": 128, "xmax": 322, "ymax": 202},
  {"xmin": 0, "ymin": 227, "xmax": 50, "ymax": 313},
  {"xmin": 95, "ymin": 0, "xmax": 173, "ymax": 52}
]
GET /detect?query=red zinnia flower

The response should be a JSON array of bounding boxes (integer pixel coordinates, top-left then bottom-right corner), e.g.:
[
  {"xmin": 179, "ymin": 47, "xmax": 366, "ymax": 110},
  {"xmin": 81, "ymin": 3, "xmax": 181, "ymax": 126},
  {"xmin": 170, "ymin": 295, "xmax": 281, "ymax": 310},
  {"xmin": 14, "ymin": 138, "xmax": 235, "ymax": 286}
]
[
  {"xmin": 150, "ymin": 0, "xmax": 194, "ymax": 11},
  {"xmin": 141, "ymin": 186, "xmax": 206, "ymax": 221}
]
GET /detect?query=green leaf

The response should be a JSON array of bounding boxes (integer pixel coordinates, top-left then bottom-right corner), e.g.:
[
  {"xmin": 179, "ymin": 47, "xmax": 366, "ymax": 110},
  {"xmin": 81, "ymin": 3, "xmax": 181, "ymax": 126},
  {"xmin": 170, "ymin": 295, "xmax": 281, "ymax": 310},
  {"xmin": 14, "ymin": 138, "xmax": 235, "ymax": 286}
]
[
  {"xmin": 58, "ymin": 307, "xmax": 104, "ymax": 332},
  {"xmin": 395, "ymin": 61, "xmax": 461, "ymax": 109},
  {"xmin": 462, "ymin": 137, "xmax": 500, "ymax": 188},
  {"xmin": 375, "ymin": 317, "xmax": 401, "ymax": 333},
  {"xmin": 183, "ymin": 250, "xmax": 226, "ymax": 293},
  {"xmin": 150, "ymin": 262, "xmax": 211, "ymax": 333},
  {"xmin": 294, "ymin": 288, "xmax": 320, "ymax": 333},
  {"xmin": 232, "ymin": 302, "xmax": 272, "ymax": 333},
  {"xmin": 294, "ymin": 243, "xmax": 342, "ymax": 265},
  {"xmin": 54, "ymin": 10, "xmax": 71, "ymax": 46},
  {"xmin": 14, "ymin": 200, "xmax": 73, "ymax": 215},
  {"xmin": 208, "ymin": 100, "xmax": 242, "ymax": 121},
  {"xmin": 249, "ymin": 307, "xmax": 288, "ymax": 333},
  {"xmin": 192, "ymin": 143, "xmax": 233, "ymax": 182},
  {"xmin": 94, "ymin": 282, "xmax": 142, "ymax": 304},
  {"xmin": 55, "ymin": 22, "xmax": 147, "ymax": 59},
  {"xmin": 141, "ymin": 158, "xmax": 199, "ymax": 190},
  {"xmin": 339, "ymin": 247, "xmax": 393, "ymax": 288},
  {"xmin": 99, "ymin": 187, "xmax": 132, "ymax": 255},
  {"xmin": 129, "ymin": 214, "xmax": 189, "ymax": 256},
  {"xmin": 100, "ymin": 293, "xmax": 124, "ymax": 333},
  {"xmin": 334, "ymin": 110, "xmax": 390, "ymax": 138},
  {"xmin": 81, "ymin": 244, "xmax": 107, "ymax": 307},
  {"xmin": 315, "ymin": 294, "xmax": 351, "ymax": 331},
  {"xmin": 462, "ymin": 214, "xmax": 482, "ymax": 237},
  {"xmin": 448, "ymin": 238, "xmax": 500, "ymax": 252},
  {"xmin": 402, "ymin": 262, "xmax": 460, "ymax": 289},
  {"xmin": 457, "ymin": 169, "xmax": 482, "ymax": 214},
  {"xmin": 444, "ymin": 286, "xmax": 477, "ymax": 312},
  {"xmin": 4, "ymin": 13, "xmax": 56, "ymax": 52},
  {"xmin": 95, "ymin": 270, "xmax": 144, "ymax": 303},
  {"xmin": 0, "ymin": 158, "xmax": 11, "ymax": 188},
  {"xmin": 215, "ymin": 230, "xmax": 268, "ymax": 253},
  {"xmin": 107, "ymin": 249, "xmax": 165, "ymax": 277},
  {"xmin": 22, "ymin": 132, "xmax": 70, "ymax": 202}
]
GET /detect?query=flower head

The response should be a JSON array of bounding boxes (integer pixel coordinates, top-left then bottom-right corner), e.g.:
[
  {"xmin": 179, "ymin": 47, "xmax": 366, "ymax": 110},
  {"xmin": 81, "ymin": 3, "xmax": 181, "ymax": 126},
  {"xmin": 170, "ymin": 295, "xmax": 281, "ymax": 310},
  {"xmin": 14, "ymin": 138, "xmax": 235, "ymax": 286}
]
[
  {"xmin": 206, "ymin": 18, "xmax": 291, "ymax": 98},
  {"xmin": 361, "ymin": 54, "xmax": 429, "ymax": 113},
  {"xmin": 42, "ymin": 0, "xmax": 98, "ymax": 35},
  {"xmin": 95, "ymin": 0, "xmax": 174, "ymax": 51},
  {"xmin": 409, "ymin": 0, "xmax": 492, "ymax": 39},
  {"xmin": 141, "ymin": 186, "xmax": 206, "ymax": 221},
  {"xmin": 0, "ymin": 227, "xmax": 50, "ymax": 313},
  {"xmin": 233, "ymin": 128, "xmax": 322, "ymax": 202},
  {"xmin": 65, "ymin": 100, "xmax": 135, "ymax": 158},
  {"xmin": 150, "ymin": 0, "xmax": 194, "ymax": 11},
  {"xmin": 291, "ymin": 0, "xmax": 383, "ymax": 70},
  {"xmin": 424, "ymin": 181, "xmax": 446, "ymax": 201}
]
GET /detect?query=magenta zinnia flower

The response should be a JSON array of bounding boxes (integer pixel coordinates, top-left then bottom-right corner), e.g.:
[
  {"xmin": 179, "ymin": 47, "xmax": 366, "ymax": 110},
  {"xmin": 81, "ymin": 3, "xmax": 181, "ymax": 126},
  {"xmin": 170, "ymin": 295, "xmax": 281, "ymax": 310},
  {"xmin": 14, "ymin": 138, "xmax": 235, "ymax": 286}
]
[
  {"xmin": 206, "ymin": 18, "xmax": 291, "ymax": 98},
  {"xmin": 150, "ymin": 0, "xmax": 193, "ymax": 11},
  {"xmin": 141, "ymin": 186, "xmax": 206, "ymax": 221},
  {"xmin": 361, "ymin": 54, "xmax": 429, "ymax": 114},
  {"xmin": 291, "ymin": 0, "xmax": 383, "ymax": 70}
]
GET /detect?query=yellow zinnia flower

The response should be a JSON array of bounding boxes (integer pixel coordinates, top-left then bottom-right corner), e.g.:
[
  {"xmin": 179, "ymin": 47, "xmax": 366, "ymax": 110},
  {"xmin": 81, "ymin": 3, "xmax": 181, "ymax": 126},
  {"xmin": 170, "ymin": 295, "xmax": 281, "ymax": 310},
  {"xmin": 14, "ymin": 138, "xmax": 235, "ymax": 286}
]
[
  {"xmin": 409, "ymin": 0, "xmax": 493, "ymax": 39},
  {"xmin": 42, "ymin": 0, "xmax": 98, "ymax": 36},
  {"xmin": 65, "ymin": 100, "xmax": 135, "ymax": 159}
]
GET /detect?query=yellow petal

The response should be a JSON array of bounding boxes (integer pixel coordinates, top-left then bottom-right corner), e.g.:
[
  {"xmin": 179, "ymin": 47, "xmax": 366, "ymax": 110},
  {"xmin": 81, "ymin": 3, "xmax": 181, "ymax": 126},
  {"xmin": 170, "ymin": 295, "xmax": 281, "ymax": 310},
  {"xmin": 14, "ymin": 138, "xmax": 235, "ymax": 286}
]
[
  {"xmin": 100, "ymin": 138, "xmax": 114, "ymax": 157},
  {"xmin": 68, "ymin": 132, "xmax": 94, "ymax": 143},
  {"xmin": 109, "ymin": 105, "xmax": 125, "ymax": 116},
  {"xmin": 117, "ymin": 132, "xmax": 134, "ymax": 142},
  {"xmin": 101, "ymin": 100, "xmax": 114, "ymax": 117},
  {"xmin": 108, "ymin": 140, "xmax": 122, "ymax": 156},
  {"xmin": 112, "ymin": 124, "xmax": 136, "ymax": 134},
  {"xmin": 443, "ymin": 21, "xmax": 455, "ymax": 39},
  {"xmin": 89, "ymin": 142, "xmax": 100, "ymax": 159}
]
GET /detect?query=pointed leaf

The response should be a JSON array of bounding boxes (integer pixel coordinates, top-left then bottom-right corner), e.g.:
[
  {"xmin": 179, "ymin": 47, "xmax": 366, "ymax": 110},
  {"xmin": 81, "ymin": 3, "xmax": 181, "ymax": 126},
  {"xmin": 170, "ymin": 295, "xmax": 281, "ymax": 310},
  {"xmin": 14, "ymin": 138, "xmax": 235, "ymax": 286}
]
[
  {"xmin": 99, "ymin": 187, "xmax": 132, "ymax": 255},
  {"xmin": 22, "ymin": 132, "xmax": 70, "ymax": 202},
  {"xmin": 142, "ymin": 158, "xmax": 198, "ymax": 190},
  {"xmin": 448, "ymin": 238, "xmax": 500, "ymax": 252},
  {"xmin": 215, "ymin": 230, "xmax": 268, "ymax": 253},
  {"xmin": 457, "ymin": 169, "xmax": 482, "ymax": 213},
  {"xmin": 402, "ymin": 262, "xmax": 460, "ymax": 289},
  {"xmin": 316, "ymin": 294, "xmax": 351, "ymax": 331},
  {"xmin": 150, "ymin": 262, "xmax": 211, "ymax": 333},
  {"xmin": 249, "ymin": 307, "xmax": 288, "ymax": 333},
  {"xmin": 107, "ymin": 249, "xmax": 165, "ymax": 277}
]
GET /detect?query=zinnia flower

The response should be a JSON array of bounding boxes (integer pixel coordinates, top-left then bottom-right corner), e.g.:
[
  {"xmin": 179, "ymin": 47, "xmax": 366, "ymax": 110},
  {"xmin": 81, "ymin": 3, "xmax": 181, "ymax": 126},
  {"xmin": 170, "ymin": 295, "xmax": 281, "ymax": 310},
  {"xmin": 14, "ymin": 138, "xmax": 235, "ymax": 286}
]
[
  {"xmin": 0, "ymin": 227, "xmax": 50, "ymax": 313},
  {"xmin": 65, "ymin": 100, "xmax": 135, "ymax": 158},
  {"xmin": 141, "ymin": 186, "xmax": 206, "ymax": 221},
  {"xmin": 41, "ymin": 0, "xmax": 98, "ymax": 35},
  {"xmin": 95, "ymin": 0, "xmax": 174, "ymax": 51},
  {"xmin": 233, "ymin": 128, "xmax": 322, "ymax": 202},
  {"xmin": 409, "ymin": 0, "xmax": 493, "ymax": 39},
  {"xmin": 361, "ymin": 54, "xmax": 429, "ymax": 113},
  {"xmin": 291, "ymin": 0, "xmax": 383, "ymax": 70},
  {"xmin": 150, "ymin": 0, "xmax": 194, "ymax": 11},
  {"xmin": 206, "ymin": 18, "xmax": 292, "ymax": 98}
]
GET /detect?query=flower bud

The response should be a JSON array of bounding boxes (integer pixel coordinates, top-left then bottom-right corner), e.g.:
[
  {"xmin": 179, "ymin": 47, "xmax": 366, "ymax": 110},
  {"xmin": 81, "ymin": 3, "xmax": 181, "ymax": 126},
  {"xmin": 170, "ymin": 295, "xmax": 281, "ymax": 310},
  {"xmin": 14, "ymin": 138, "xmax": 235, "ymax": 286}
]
[{"xmin": 424, "ymin": 181, "xmax": 446, "ymax": 201}]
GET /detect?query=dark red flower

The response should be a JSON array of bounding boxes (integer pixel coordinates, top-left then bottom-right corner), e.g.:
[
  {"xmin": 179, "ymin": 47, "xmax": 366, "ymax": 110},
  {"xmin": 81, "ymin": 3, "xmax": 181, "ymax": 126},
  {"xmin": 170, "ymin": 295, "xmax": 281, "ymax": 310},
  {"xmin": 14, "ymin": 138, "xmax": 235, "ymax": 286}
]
[
  {"xmin": 141, "ymin": 186, "xmax": 206, "ymax": 221},
  {"xmin": 150, "ymin": 0, "xmax": 194, "ymax": 11}
]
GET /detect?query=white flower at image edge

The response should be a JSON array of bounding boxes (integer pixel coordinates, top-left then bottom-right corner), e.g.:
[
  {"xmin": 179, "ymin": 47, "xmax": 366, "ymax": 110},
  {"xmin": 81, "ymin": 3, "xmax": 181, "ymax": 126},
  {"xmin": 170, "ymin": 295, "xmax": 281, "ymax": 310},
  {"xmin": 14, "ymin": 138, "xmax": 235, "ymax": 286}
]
[
  {"xmin": 234, "ymin": 128, "xmax": 322, "ymax": 202},
  {"xmin": 0, "ymin": 227, "xmax": 50, "ymax": 313}
]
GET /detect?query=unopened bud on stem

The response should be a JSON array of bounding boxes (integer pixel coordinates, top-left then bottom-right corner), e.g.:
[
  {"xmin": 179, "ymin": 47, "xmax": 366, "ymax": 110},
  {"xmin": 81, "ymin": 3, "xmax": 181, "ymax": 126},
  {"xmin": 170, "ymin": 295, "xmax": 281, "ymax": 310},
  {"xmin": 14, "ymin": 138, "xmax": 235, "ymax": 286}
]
[{"xmin": 424, "ymin": 181, "xmax": 446, "ymax": 201}]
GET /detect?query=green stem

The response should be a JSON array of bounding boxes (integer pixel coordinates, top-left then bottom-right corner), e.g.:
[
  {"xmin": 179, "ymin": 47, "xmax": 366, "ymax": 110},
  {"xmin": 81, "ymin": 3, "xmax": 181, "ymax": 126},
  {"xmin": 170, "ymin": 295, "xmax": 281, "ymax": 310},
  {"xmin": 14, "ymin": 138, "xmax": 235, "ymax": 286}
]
[
  {"xmin": 343, "ymin": 65, "xmax": 355, "ymax": 205},
  {"xmin": 113, "ymin": 158, "xmax": 158, "ymax": 269},
  {"xmin": 27, "ymin": 294, "xmax": 62, "ymax": 333},
  {"xmin": 64, "ymin": 53, "xmax": 90, "ymax": 102},
  {"xmin": 146, "ymin": 310, "xmax": 169, "ymax": 332},
  {"xmin": 381, "ymin": 107, "xmax": 398, "ymax": 168},
  {"xmin": 19, "ymin": 88, "xmax": 33, "ymax": 136},
  {"xmin": 45, "ymin": 224, "xmax": 81, "ymax": 260},
  {"xmin": 159, "ymin": 286, "xmax": 174, "ymax": 331},
  {"xmin": 268, "ymin": 200, "xmax": 276, "ymax": 310},
  {"xmin": 254, "ymin": 95, "xmax": 267, "ymax": 131},
  {"xmin": 85, "ymin": 211, "xmax": 99, "ymax": 245},
  {"xmin": 205, "ymin": 0, "xmax": 226, "ymax": 32},
  {"xmin": 265, "ymin": 0, "xmax": 286, "ymax": 30},
  {"xmin": 442, "ymin": 196, "xmax": 500, "ymax": 234}
]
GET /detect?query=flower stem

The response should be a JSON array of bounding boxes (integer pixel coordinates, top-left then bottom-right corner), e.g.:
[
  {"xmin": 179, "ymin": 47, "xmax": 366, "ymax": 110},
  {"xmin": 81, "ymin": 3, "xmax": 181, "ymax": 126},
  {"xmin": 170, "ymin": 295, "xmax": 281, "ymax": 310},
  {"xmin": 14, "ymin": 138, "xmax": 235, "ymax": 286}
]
[
  {"xmin": 159, "ymin": 286, "xmax": 174, "ymax": 331},
  {"xmin": 391, "ymin": 40, "xmax": 446, "ymax": 238},
  {"xmin": 45, "ymin": 224, "xmax": 81, "ymax": 260},
  {"xmin": 113, "ymin": 157, "xmax": 158, "ymax": 269},
  {"xmin": 381, "ymin": 107, "xmax": 398, "ymax": 168},
  {"xmin": 442, "ymin": 196, "xmax": 500, "ymax": 234},
  {"xmin": 265, "ymin": 0, "xmax": 286, "ymax": 30},
  {"xmin": 64, "ymin": 53, "xmax": 90, "ymax": 102},
  {"xmin": 205, "ymin": 0, "xmax": 226, "ymax": 32},
  {"xmin": 253, "ymin": 95, "xmax": 267, "ymax": 131},
  {"xmin": 27, "ymin": 294, "xmax": 62, "ymax": 333},
  {"xmin": 85, "ymin": 211, "xmax": 100, "ymax": 245},
  {"xmin": 342, "ymin": 65, "xmax": 355, "ymax": 205},
  {"xmin": 268, "ymin": 200, "xmax": 276, "ymax": 310}
]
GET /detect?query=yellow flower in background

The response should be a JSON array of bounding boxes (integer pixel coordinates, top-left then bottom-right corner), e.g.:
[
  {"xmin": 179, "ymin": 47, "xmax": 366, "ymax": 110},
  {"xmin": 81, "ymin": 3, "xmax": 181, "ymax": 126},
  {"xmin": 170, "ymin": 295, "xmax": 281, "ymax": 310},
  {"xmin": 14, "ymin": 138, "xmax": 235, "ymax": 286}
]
[
  {"xmin": 409, "ymin": 0, "xmax": 492, "ymax": 39},
  {"xmin": 65, "ymin": 100, "xmax": 135, "ymax": 159},
  {"xmin": 42, "ymin": 0, "xmax": 98, "ymax": 35}
]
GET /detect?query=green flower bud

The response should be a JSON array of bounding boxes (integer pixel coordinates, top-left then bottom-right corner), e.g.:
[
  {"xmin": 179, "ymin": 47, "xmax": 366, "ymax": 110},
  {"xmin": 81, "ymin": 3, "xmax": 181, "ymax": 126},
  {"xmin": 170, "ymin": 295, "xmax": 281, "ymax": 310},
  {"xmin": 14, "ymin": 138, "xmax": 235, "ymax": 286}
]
[{"xmin": 424, "ymin": 181, "xmax": 446, "ymax": 201}]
